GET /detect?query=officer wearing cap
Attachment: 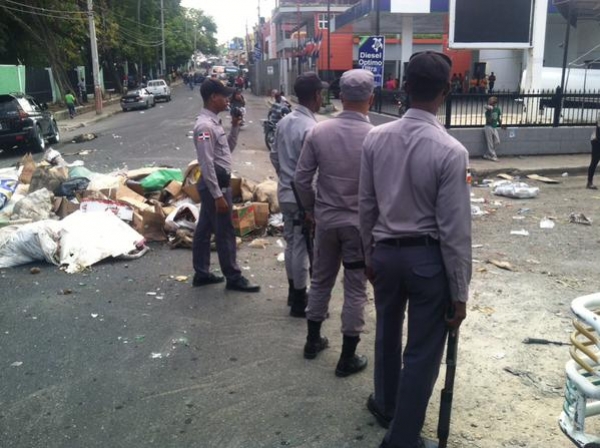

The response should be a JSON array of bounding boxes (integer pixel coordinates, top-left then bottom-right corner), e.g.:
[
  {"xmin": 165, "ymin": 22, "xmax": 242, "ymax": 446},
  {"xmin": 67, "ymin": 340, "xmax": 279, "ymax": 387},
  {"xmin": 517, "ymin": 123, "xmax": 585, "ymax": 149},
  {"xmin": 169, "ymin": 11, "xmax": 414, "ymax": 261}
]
[
  {"xmin": 294, "ymin": 69, "xmax": 374, "ymax": 375},
  {"xmin": 191, "ymin": 78, "xmax": 260, "ymax": 293},
  {"xmin": 359, "ymin": 52, "xmax": 472, "ymax": 447},
  {"xmin": 270, "ymin": 72, "xmax": 327, "ymax": 317}
]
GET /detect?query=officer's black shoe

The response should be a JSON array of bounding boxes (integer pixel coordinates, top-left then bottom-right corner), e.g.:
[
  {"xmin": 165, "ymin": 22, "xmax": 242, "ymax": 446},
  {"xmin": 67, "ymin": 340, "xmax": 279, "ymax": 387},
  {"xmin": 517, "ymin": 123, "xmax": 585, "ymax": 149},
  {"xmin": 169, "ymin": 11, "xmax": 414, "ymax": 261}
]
[
  {"xmin": 335, "ymin": 354, "xmax": 368, "ymax": 377},
  {"xmin": 367, "ymin": 393, "xmax": 392, "ymax": 429},
  {"xmin": 226, "ymin": 276, "xmax": 261, "ymax": 293},
  {"xmin": 287, "ymin": 279, "xmax": 294, "ymax": 307},
  {"xmin": 303, "ymin": 336, "xmax": 329, "ymax": 359},
  {"xmin": 289, "ymin": 287, "xmax": 307, "ymax": 318},
  {"xmin": 193, "ymin": 273, "xmax": 225, "ymax": 287}
]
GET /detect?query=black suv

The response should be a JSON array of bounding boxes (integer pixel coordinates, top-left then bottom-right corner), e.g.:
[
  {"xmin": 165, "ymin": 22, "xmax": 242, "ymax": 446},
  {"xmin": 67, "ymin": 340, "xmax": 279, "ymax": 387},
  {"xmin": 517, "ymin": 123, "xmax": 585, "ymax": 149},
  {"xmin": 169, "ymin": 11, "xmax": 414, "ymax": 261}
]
[{"xmin": 0, "ymin": 93, "xmax": 59, "ymax": 153}]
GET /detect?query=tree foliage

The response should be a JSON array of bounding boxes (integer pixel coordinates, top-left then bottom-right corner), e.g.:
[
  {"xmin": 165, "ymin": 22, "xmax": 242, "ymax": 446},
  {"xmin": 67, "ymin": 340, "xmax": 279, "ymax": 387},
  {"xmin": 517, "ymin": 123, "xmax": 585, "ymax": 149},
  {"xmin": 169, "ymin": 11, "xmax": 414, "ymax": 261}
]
[{"xmin": 0, "ymin": 0, "xmax": 218, "ymax": 97}]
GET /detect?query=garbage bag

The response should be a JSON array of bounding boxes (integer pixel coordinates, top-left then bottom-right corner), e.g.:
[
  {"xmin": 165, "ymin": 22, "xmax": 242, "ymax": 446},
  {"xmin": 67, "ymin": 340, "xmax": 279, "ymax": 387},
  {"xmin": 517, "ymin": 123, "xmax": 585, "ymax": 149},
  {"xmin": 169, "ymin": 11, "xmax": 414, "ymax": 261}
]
[
  {"xmin": 493, "ymin": 181, "xmax": 539, "ymax": 199},
  {"xmin": 59, "ymin": 210, "xmax": 146, "ymax": 273},
  {"xmin": 164, "ymin": 203, "xmax": 200, "ymax": 232},
  {"xmin": 29, "ymin": 166, "xmax": 68, "ymax": 194},
  {"xmin": 139, "ymin": 169, "xmax": 184, "ymax": 192},
  {"xmin": 0, "ymin": 220, "xmax": 62, "ymax": 268},
  {"xmin": 254, "ymin": 180, "xmax": 279, "ymax": 213},
  {"xmin": 11, "ymin": 188, "xmax": 55, "ymax": 221},
  {"xmin": 0, "ymin": 178, "xmax": 18, "ymax": 211},
  {"xmin": 55, "ymin": 177, "xmax": 90, "ymax": 199}
]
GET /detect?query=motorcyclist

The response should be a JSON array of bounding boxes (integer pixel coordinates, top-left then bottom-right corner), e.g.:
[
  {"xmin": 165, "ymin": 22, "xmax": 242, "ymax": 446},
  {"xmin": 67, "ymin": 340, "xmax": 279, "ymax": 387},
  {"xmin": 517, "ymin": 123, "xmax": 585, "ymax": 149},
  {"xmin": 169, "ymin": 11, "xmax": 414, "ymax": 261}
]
[
  {"xmin": 268, "ymin": 91, "xmax": 291, "ymax": 125},
  {"xmin": 230, "ymin": 89, "xmax": 246, "ymax": 126}
]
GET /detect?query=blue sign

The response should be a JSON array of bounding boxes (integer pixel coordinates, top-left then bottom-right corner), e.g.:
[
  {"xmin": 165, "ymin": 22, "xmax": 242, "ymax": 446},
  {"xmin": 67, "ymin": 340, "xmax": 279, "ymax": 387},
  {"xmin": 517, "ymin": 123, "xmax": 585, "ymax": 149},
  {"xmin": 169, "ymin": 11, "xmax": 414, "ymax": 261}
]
[
  {"xmin": 357, "ymin": 36, "xmax": 385, "ymax": 87},
  {"xmin": 254, "ymin": 43, "xmax": 262, "ymax": 61}
]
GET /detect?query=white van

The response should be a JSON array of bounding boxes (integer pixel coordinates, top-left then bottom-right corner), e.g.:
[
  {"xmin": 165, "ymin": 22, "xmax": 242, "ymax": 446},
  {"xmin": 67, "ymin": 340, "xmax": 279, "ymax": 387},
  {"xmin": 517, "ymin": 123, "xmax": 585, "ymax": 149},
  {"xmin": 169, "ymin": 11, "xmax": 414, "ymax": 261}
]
[{"xmin": 146, "ymin": 79, "xmax": 171, "ymax": 102}]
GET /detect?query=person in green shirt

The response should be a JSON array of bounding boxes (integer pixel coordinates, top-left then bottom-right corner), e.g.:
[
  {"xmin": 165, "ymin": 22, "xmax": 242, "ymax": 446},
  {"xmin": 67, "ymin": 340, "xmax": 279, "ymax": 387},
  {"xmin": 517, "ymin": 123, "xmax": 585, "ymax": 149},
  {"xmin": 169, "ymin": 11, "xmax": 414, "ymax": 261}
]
[
  {"xmin": 483, "ymin": 96, "xmax": 502, "ymax": 161},
  {"xmin": 65, "ymin": 91, "xmax": 76, "ymax": 119}
]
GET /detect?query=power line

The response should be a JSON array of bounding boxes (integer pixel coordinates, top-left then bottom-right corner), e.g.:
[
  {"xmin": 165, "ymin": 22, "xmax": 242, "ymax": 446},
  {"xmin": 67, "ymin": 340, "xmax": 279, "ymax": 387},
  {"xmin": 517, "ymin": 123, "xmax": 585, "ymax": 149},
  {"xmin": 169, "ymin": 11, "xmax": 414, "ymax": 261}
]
[
  {"xmin": 0, "ymin": 3, "xmax": 85, "ymax": 21},
  {"xmin": 117, "ymin": 27, "xmax": 163, "ymax": 44},
  {"xmin": 1, "ymin": 0, "xmax": 86, "ymax": 15},
  {"xmin": 117, "ymin": 29, "xmax": 164, "ymax": 47},
  {"xmin": 95, "ymin": 3, "xmax": 163, "ymax": 31}
]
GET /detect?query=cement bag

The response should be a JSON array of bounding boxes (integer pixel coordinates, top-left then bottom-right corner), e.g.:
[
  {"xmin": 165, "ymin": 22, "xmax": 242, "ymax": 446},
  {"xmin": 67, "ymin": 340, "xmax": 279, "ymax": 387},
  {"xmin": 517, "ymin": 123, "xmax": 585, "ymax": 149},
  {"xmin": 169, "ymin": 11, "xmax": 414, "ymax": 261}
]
[
  {"xmin": 241, "ymin": 178, "xmax": 257, "ymax": 202},
  {"xmin": 59, "ymin": 210, "xmax": 146, "ymax": 274},
  {"xmin": 493, "ymin": 181, "xmax": 539, "ymax": 199},
  {"xmin": 0, "ymin": 220, "xmax": 62, "ymax": 268},
  {"xmin": 164, "ymin": 203, "xmax": 200, "ymax": 232},
  {"xmin": 11, "ymin": 188, "xmax": 55, "ymax": 221},
  {"xmin": 254, "ymin": 180, "xmax": 279, "ymax": 213}
]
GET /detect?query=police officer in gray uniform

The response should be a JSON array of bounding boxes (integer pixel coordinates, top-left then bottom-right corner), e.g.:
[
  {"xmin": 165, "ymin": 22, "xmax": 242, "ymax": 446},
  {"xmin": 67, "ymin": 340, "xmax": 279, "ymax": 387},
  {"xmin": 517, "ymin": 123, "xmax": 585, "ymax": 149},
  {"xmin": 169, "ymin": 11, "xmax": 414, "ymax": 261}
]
[
  {"xmin": 192, "ymin": 79, "xmax": 260, "ymax": 293},
  {"xmin": 294, "ymin": 69, "xmax": 374, "ymax": 375},
  {"xmin": 270, "ymin": 72, "xmax": 327, "ymax": 317},
  {"xmin": 359, "ymin": 52, "xmax": 471, "ymax": 448}
]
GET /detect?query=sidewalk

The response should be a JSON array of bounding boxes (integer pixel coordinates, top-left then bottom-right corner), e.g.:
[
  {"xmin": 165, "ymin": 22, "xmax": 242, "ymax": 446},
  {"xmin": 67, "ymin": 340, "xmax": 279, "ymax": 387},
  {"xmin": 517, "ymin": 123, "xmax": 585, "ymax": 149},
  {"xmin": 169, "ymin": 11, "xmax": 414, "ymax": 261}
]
[{"xmin": 56, "ymin": 99, "xmax": 122, "ymax": 133}]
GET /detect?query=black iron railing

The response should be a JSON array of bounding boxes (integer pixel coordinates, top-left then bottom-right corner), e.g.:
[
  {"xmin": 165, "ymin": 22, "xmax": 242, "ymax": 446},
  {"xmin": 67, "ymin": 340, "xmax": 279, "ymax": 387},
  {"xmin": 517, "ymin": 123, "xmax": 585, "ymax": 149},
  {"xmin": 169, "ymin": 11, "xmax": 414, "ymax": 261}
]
[{"xmin": 376, "ymin": 88, "xmax": 600, "ymax": 128}]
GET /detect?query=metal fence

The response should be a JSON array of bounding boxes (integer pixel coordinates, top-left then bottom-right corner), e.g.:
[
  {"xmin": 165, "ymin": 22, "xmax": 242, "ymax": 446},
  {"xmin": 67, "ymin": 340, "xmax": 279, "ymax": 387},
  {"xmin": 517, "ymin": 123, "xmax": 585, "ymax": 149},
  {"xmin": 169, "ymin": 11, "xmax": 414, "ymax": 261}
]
[{"xmin": 377, "ymin": 88, "xmax": 600, "ymax": 128}]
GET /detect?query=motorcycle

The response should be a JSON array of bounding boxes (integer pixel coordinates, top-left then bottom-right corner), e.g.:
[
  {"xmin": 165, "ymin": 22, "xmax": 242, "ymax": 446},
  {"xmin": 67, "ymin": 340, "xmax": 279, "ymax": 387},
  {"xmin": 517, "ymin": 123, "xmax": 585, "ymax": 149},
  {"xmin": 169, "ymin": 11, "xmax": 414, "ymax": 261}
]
[
  {"xmin": 262, "ymin": 119, "xmax": 276, "ymax": 151},
  {"xmin": 395, "ymin": 92, "xmax": 407, "ymax": 118}
]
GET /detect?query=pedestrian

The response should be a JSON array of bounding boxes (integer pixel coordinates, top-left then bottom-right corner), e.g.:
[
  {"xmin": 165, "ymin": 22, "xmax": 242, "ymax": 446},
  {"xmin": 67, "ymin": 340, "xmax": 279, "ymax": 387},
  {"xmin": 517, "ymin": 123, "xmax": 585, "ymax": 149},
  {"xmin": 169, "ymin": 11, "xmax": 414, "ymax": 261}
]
[
  {"xmin": 483, "ymin": 96, "xmax": 502, "ymax": 161},
  {"xmin": 488, "ymin": 71, "xmax": 496, "ymax": 93},
  {"xmin": 270, "ymin": 72, "xmax": 326, "ymax": 317},
  {"xmin": 294, "ymin": 69, "xmax": 374, "ymax": 374},
  {"xmin": 586, "ymin": 113, "xmax": 600, "ymax": 189},
  {"xmin": 78, "ymin": 78, "xmax": 87, "ymax": 103},
  {"xmin": 359, "ymin": 51, "xmax": 471, "ymax": 448},
  {"xmin": 191, "ymin": 78, "xmax": 260, "ymax": 293},
  {"xmin": 65, "ymin": 91, "xmax": 76, "ymax": 119}
]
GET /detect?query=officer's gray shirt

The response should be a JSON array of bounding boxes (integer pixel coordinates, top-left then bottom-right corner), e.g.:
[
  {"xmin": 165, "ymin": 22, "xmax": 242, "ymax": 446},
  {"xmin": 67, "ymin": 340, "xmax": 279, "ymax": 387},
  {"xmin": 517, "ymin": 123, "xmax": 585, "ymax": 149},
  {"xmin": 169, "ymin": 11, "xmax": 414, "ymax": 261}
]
[
  {"xmin": 193, "ymin": 109, "xmax": 240, "ymax": 199},
  {"xmin": 359, "ymin": 108, "xmax": 472, "ymax": 302},
  {"xmin": 295, "ymin": 110, "xmax": 373, "ymax": 230},
  {"xmin": 270, "ymin": 105, "xmax": 318, "ymax": 204}
]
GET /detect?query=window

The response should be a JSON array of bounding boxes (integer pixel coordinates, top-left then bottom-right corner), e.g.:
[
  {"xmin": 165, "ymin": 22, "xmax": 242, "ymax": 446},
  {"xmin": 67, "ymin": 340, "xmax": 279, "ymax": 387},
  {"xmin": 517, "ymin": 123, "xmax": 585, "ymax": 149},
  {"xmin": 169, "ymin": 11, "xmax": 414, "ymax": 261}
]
[{"xmin": 317, "ymin": 13, "xmax": 329, "ymax": 29}]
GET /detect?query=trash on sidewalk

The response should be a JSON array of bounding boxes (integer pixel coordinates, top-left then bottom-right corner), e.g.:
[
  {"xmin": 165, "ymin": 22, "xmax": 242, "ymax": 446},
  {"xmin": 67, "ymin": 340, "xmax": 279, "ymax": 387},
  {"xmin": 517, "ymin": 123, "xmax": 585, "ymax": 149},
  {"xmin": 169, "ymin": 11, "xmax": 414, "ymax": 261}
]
[
  {"xmin": 540, "ymin": 217, "xmax": 556, "ymax": 229},
  {"xmin": 487, "ymin": 259, "xmax": 515, "ymax": 271},
  {"xmin": 70, "ymin": 133, "xmax": 97, "ymax": 143},
  {"xmin": 248, "ymin": 238, "xmax": 270, "ymax": 249},
  {"xmin": 493, "ymin": 181, "xmax": 539, "ymax": 199},
  {"xmin": 277, "ymin": 252, "xmax": 285, "ymax": 262},
  {"xmin": 569, "ymin": 212, "xmax": 592, "ymax": 226},
  {"xmin": 471, "ymin": 205, "xmax": 487, "ymax": 217},
  {"xmin": 510, "ymin": 229, "xmax": 530, "ymax": 236},
  {"xmin": 527, "ymin": 174, "xmax": 560, "ymax": 184},
  {"xmin": 254, "ymin": 179, "xmax": 279, "ymax": 213},
  {"xmin": 497, "ymin": 173, "xmax": 514, "ymax": 180}
]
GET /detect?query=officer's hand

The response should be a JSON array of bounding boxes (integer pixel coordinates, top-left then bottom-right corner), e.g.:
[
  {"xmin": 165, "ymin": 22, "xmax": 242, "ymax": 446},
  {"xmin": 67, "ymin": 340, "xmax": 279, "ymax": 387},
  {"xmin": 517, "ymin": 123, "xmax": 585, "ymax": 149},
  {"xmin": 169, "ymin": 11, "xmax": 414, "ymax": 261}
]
[
  {"xmin": 231, "ymin": 115, "xmax": 242, "ymax": 127},
  {"xmin": 215, "ymin": 196, "xmax": 229, "ymax": 214},
  {"xmin": 365, "ymin": 265, "xmax": 376, "ymax": 285},
  {"xmin": 446, "ymin": 301, "xmax": 467, "ymax": 332}
]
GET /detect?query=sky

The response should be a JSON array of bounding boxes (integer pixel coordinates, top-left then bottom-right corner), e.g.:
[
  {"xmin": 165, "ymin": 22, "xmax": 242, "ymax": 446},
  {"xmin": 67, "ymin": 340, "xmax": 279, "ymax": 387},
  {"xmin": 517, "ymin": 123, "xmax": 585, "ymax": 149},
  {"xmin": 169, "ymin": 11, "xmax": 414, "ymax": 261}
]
[{"xmin": 181, "ymin": 0, "xmax": 277, "ymax": 44}]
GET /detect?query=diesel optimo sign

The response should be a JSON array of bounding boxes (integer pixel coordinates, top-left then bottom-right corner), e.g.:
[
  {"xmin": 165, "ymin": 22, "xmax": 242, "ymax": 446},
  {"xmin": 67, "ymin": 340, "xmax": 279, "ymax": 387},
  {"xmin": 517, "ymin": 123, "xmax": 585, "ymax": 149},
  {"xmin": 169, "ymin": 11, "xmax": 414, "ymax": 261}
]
[{"xmin": 357, "ymin": 36, "xmax": 385, "ymax": 88}]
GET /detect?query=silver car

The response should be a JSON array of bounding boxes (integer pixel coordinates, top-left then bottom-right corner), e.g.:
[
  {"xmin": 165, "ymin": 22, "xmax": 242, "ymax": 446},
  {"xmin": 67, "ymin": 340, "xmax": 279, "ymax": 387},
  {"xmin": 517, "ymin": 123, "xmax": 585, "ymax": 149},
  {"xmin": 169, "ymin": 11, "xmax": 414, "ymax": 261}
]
[{"xmin": 120, "ymin": 88, "xmax": 155, "ymax": 111}]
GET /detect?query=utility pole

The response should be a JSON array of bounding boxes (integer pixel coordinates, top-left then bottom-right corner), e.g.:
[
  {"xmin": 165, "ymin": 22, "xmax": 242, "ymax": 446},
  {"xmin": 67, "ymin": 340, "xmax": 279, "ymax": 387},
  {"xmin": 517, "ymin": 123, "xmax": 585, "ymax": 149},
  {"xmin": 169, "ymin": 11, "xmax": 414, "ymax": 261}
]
[
  {"xmin": 327, "ymin": 0, "xmax": 331, "ymax": 81},
  {"xmin": 87, "ymin": 0, "xmax": 102, "ymax": 114},
  {"xmin": 161, "ymin": 0, "xmax": 166, "ymax": 77},
  {"xmin": 138, "ymin": 0, "xmax": 143, "ymax": 84}
]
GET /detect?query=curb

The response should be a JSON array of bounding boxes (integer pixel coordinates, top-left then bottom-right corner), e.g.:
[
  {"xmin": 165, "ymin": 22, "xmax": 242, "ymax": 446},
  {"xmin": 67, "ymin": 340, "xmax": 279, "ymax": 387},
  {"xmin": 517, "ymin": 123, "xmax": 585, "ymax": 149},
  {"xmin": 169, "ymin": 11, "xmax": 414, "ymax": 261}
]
[
  {"xmin": 471, "ymin": 165, "xmax": 588, "ymax": 179},
  {"xmin": 58, "ymin": 107, "xmax": 122, "ymax": 133}
]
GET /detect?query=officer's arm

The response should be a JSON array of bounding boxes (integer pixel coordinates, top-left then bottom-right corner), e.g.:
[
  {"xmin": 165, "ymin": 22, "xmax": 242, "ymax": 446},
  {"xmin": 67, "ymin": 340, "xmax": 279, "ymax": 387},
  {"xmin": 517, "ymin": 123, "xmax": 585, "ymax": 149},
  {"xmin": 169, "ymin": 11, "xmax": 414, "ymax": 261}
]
[
  {"xmin": 294, "ymin": 128, "xmax": 318, "ymax": 212},
  {"xmin": 435, "ymin": 148, "xmax": 472, "ymax": 303},
  {"xmin": 194, "ymin": 127, "xmax": 223, "ymax": 199},
  {"xmin": 358, "ymin": 136, "xmax": 379, "ymax": 268},
  {"xmin": 270, "ymin": 125, "xmax": 281, "ymax": 176}
]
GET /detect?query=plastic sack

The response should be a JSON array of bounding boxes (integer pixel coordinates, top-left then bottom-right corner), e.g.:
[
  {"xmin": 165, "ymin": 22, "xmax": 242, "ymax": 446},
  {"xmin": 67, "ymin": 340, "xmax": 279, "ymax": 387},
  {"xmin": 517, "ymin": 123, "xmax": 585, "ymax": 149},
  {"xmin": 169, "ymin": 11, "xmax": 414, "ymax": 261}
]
[
  {"xmin": 0, "ymin": 220, "xmax": 62, "ymax": 268},
  {"xmin": 164, "ymin": 203, "xmax": 200, "ymax": 232},
  {"xmin": 254, "ymin": 180, "xmax": 279, "ymax": 213},
  {"xmin": 139, "ymin": 169, "xmax": 184, "ymax": 192},
  {"xmin": 55, "ymin": 177, "xmax": 90, "ymax": 199},
  {"xmin": 11, "ymin": 188, "xmax": 55, "ymax": 221},
  {"xmin": 29, "ymin": 166, "xmax": 68, "ymax": 194},
  {"xmin": 493, "ymin": 181, "xmax": 539, "ymax": 199},
  {"xmin": 59, "ymin": 210, "xmax": 146, "ymax": 273},
  {"xmin": 0, "ymin": 178, "xmax": 18, "ymax": 211}
]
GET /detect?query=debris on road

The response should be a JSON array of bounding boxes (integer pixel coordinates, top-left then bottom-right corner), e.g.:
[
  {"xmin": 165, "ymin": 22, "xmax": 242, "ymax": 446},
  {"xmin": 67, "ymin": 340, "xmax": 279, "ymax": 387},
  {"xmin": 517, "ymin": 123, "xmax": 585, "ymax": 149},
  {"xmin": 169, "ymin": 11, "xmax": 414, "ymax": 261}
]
[
  {"xmin": 540, "ymin": 217, "xmax": 555, "ymax": 229},
  {"xmin": 487, "ymin": 259, "xmax": 515, "ymax": 271},
  {"xmin": 248, "ymin": 238, "xmax": 270, "ymax": 249},
  {"xmin": 71, "ymin": 133, "xmax": 97, "ymax": 143},
  {"xmin": 493, "ymin": 181, "xmax": 539, "ymax": 199},
  {"xmin": 569, "ymin": 212, "xmax": 592, "ymax": 226},
  {"xmin": 510, "ymin": 229, "xmax": 530, "ymax": 236},
  {"xmin": 526, "ymin": 174, "xmax": 560, "ymax": 184},
  {"xmin": 522, "ymin": 337, "xmax": 570, "ymax": 346}
]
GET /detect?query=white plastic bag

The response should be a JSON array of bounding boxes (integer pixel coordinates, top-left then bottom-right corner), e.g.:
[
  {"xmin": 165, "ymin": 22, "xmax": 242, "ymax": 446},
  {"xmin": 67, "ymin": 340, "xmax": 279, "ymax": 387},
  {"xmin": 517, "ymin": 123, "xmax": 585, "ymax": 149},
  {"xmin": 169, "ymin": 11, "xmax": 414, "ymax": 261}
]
[
  {"xmin": 164, "ymin": 203, "xmax": 200, "ymax": 232},
  {"xmin": 493, "ymin": 181, "xmax": 539, "ymax": 199},
  {"xmin": 0, "ymin": 220, "xmax": 62, "ymax": 268}
]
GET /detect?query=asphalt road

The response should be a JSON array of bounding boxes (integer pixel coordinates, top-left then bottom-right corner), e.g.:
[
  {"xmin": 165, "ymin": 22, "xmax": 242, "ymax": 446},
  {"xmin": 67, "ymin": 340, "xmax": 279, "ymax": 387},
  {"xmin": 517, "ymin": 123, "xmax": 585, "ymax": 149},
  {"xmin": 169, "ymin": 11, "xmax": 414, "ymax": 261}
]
[{"xmin": 0, "ymin": 86, "xmax": 397, "ymax": 448}]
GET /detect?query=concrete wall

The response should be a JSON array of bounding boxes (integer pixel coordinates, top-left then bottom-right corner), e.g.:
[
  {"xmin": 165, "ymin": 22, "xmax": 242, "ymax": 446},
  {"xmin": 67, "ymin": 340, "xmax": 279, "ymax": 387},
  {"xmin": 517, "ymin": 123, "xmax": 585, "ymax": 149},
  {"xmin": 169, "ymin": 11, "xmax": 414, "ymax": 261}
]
[
  {"xmin": 0, "ymin": 65, "xmax": 26, "ymax": 94},
  {"xmin": 449, "ymin": 126, "xmax": 593, "ymax": 157},
  {"xmin": 478, "ymin": 50, "xmax": 522, "ymax": 91}
]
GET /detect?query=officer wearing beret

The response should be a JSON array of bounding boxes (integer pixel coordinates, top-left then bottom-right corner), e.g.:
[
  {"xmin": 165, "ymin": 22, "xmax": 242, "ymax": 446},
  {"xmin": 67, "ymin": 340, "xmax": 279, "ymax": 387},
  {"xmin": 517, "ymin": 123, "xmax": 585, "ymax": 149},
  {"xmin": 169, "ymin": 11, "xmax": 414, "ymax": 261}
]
[
  {"xmin": 270, "ymin": 72, "xmax": 327, "ymax": 317},
  {"xmin": 294, "ymin": 69, "xmax": 375, "ymax": 375},
  {"xmin": 192, "ymin": 79, "xmax": 260, "ymax": 293},
  {"xmin": 359, "ymin": 52, "xmax": 472, "ymax": 447}
]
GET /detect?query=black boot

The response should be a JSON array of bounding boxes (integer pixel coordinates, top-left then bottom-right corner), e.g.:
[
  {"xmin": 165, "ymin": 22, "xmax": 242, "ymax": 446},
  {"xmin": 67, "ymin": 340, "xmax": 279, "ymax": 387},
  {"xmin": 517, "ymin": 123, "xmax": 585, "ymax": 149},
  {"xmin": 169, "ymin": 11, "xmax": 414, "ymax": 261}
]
[
  {"xmin": 304, "ymin": 320, "xmax": 328, "ymax": 359},
  {"xmin": 335, "ymin": 335, "xmax": 368, "ymax": 377},
  {"xmin": 287, "ymin": 279, "xmax": 294, "ymax": 306},
  {"xmin": 289, "ymin": 287, "xmax": 307, "ymax": 318}
]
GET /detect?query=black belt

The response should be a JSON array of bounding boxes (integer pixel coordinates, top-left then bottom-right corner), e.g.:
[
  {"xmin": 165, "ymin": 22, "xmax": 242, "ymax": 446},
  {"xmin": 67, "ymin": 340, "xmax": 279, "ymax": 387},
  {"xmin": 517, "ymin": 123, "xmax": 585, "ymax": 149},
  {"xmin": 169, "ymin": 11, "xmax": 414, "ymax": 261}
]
[{"xmin": 379, "ymin": 236, "xmax": 439, "ymax": 247}]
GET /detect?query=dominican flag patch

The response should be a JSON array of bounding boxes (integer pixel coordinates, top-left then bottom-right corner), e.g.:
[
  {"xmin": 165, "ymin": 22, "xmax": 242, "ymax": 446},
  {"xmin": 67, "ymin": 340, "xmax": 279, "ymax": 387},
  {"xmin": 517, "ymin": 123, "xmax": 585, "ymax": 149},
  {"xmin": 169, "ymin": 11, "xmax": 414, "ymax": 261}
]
[{"xmin": 197, "ymin": 132, "xmax": 211, "ymax": 141}]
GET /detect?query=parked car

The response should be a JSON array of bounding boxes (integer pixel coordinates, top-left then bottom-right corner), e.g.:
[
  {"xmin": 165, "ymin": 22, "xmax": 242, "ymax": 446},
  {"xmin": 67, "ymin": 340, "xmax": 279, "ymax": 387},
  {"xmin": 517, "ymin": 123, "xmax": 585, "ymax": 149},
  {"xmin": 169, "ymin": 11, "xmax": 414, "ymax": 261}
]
[
  {"xmin": 0, "ymin": 93, "xmax": 59, "ymax": 153},
  {"xmin": 120, "ymin": 89, "xmax": 155, "ymax": 111},
  {"xmin": 145, "ymin": 79, "xmax": 171, "ymax": 102}
]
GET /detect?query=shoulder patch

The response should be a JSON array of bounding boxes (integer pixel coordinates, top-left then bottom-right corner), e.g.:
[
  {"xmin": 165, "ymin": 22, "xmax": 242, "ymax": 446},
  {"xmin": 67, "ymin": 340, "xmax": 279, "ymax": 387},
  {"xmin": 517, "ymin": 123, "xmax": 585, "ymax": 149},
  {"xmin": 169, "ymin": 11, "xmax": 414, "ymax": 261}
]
[{"xmin": 197, "ymin": 132, "xmax": 211, "ymax": 141}]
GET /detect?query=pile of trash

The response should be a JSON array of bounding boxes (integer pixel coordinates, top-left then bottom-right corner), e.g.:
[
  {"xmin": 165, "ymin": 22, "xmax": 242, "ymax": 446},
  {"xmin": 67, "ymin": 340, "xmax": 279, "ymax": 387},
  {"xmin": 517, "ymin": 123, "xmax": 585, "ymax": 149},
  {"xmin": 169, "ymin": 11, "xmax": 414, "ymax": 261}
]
[{"xmin": 0, "ymin": 148, "xmax": 282, "ymax": 272}]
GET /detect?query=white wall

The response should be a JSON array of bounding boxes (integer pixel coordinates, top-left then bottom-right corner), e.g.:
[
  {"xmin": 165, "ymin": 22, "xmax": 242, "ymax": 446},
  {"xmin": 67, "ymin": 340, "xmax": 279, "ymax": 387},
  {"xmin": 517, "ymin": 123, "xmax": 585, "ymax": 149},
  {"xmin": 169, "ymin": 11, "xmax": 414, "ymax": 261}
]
[{"xmin": 479, "ymin": 49, "xmax": 522, "ymax": 90}]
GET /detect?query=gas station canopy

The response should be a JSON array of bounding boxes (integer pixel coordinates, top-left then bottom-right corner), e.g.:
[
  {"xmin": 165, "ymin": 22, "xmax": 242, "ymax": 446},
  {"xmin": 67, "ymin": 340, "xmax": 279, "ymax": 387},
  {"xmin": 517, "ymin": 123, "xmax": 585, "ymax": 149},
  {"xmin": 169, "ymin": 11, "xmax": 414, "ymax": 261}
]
[{"xmin": 554, "ymin": 0, "xmax": 600, "ymax": 26}]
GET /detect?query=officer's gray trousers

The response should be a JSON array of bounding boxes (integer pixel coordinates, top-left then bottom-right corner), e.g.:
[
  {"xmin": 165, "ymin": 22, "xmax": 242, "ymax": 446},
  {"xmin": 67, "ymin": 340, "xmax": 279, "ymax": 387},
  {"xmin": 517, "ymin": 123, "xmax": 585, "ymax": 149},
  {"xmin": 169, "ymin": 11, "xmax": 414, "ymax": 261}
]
[
  {"xmin": 371, "ymin": 243, "xmax": 449, "ymax": 448},
  {"xmin": 192, "ymin": 185, "xmax": 242, "ymax": 282},
  {"xmin": 281, "ymin": 202, "xmax": 309, "ymax": 290},
  {"xmin": 306, "ymin": 226, "xmax": 367, "ymax": 336}
]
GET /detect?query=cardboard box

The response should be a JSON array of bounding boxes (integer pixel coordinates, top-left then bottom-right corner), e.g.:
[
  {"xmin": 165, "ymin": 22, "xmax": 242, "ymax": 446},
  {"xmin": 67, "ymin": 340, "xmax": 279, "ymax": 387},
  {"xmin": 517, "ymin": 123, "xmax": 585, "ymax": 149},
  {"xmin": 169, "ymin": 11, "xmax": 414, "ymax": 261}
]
[
  {"xmin": 164, "ymin": 180, "xmax": 183, "ymax": 198},
  {"xmin": 182, "ymin": 183, "xmax": 201, "ymax": 203},
  {"xmin": 53, "ymin": 197, "xmax": 80, "ymax": 219},
  {"xmin": 231, "ymin": 177, "xmax": 242, "ymax": 200},
  {"xmin": 182, "ymin": 161, "xmax": 201, "ymax": 203},
  {"xmin": 251, "ymin": 202, "xmax": 270, "ymax": 228},
  {"xmin": 231, "ymin": 204, "xmax": 256, "ymax": 237},
  {"xmin": 131, "ymin": 202, "xmax": 167, "ymax": 242}
]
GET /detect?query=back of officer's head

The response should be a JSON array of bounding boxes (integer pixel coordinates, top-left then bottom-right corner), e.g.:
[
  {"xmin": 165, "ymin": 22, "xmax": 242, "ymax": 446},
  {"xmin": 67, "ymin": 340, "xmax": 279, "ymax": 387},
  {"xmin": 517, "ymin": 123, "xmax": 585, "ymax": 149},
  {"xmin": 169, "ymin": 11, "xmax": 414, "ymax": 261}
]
[
  {"xmin": 405, "ymin": 51, "xmax": 452, "ymax": 102},
  {"xmin": 294, "ymin": 72, "xmax": 327, "ymax": 104},
  {"xmin": 340, "ymin": 69, "xmax": 374, "ymax": 104},
  {"xmin": 200, "ymin": 78, "xmax": 230, "ymax": 104}
]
